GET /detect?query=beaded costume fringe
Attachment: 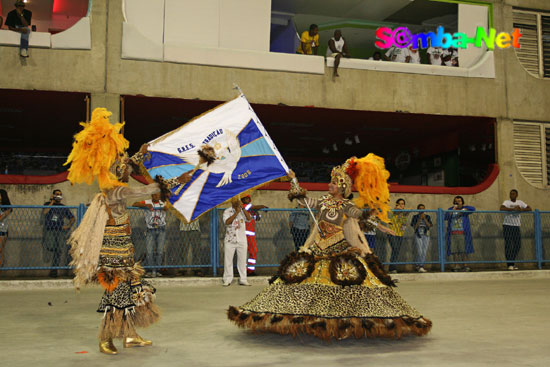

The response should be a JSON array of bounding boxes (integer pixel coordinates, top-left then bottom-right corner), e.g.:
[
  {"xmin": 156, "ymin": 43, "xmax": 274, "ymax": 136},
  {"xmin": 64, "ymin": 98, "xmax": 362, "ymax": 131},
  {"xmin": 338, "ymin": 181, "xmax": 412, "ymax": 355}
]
[
  {"xmin": 99, "ymin": 302, "xmax": 161, "ymax": 339},
  {"xmin": 227, "ymin": 307, "xmax": 431, "ymax": 341},
  {"xmin": 95, "ymin": 263, "xmax": 146, "ymax": 291}
]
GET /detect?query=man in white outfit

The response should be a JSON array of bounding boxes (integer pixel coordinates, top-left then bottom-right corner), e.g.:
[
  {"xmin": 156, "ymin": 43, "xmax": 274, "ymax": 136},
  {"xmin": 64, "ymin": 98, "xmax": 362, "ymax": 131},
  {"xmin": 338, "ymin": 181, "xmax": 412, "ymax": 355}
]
[
  {"xmin": 223, "ymin": 199, "xmax": 252, "ymax": 286},
  {"xmin": 500, "ymin": 189, "xmax": 531, "ymax": 270},
  {"xmin": 326, "ymin": 29, "xmax": 350, "ymax": 78}
]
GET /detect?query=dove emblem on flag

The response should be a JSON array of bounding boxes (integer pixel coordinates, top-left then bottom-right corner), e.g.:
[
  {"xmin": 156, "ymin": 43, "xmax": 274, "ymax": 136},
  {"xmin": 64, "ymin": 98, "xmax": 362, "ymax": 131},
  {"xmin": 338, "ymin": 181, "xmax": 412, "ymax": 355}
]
[{"xmin": 183, "ymin": 130, "xmax": 242, "ymax": 187}]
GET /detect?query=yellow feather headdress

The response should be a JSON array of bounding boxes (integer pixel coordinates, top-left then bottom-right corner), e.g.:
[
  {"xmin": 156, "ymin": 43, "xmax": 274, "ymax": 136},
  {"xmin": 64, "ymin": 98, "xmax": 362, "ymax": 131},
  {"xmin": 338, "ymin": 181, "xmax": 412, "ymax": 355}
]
[
  {"xmin": 343, "ymin": 153, "xmax": 391, "ymax": 223},
  {"xmin": 64, "ymin": 108, "xmax": 129, "ymax": 191}
]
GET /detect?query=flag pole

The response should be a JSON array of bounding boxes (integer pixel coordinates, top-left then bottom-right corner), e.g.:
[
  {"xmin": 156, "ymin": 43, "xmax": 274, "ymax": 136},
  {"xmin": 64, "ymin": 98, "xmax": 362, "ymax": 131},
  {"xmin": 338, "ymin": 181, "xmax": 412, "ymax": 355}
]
[
  {"xmin": 232, "ymin": 83, "xmax": 243, "ymax": 96},
  {"xmin": 290, "ymin": 176, "xmax": 325, "ymax": 238},
  {"xmin": 231, "ymin": 84, "xmax": 323, "ymax": 236},
  {"xmin": 304, "ymin": 199, "xmax": 325, "ymax": 238}
]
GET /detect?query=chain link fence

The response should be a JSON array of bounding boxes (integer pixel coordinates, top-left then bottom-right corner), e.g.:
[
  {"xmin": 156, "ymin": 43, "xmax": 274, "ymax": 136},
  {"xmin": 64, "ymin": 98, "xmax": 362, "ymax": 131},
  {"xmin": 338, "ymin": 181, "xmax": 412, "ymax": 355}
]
[
  {"xmin": 0, "ymin": 205, "xmax": 79, "ymax": 272},
  {"xmin": 441, "ymin": 210, "xmax": 536, "ymax": 271},
  {"xmin": 539, "ymin": 211, "xmax": 550, "ymax": 267},
  {"xmin": 0, "ymin": 206, "xmax": 548, "ymax": 276}
]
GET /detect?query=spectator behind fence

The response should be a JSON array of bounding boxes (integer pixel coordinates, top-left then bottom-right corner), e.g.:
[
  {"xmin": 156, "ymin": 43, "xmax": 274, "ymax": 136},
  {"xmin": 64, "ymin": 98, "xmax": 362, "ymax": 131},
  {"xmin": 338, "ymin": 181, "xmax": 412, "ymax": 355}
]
[
  {"xmin": 179, "ymin": 219, "xmax": 207, "ymax": 276},
  {"xmin": 368, "ymin": 51, "xmax": 382, "ymax": 61},
  {"xmin": 297, "ymin": 24, "xmax": 319, "ymax": 55},
  {"xmin": 387, "ymin": 198, "xmax": 409, "ymax": 273},
  {"xmin": 0, "ymin": 15, "xmax": 3, "ymax": 29},
  {"xmin": 5, "ymin": 1, "xmax": 32, "ymax": 57},
  {"xmin": 445, "ymin": 196, "xmax": 475, "ymax": 272},
  {"xmin": 326, "ymin": 29, "xmax": 350, "ymax": 78},
  {"xmin": 133, "ymin": 193, "xmax": 166, "ymax": 278},
  {"xmin": 427, "ymin": 46, "xmax": 444, "ymax": 65},
  {"xmin": 360, "ymin": 219, "xmax": 377, "ymax": 250},
  {"xmin": 411, "ymin": 204, "xmax": 432, "ymax": 273},
  {"xmin": 42, "ymin": 189, "xmax": 75, "ymax": 278},
  {"xmin": 222, "ymin": 199, "xmax": 251, "ymax": 286},
  {"xmin": 241, "ymin": 195, "xmax": 267, "ymax": 276},
  {"xmin": 442, "ymin": 47, "xmax": 458, "ymax": 67},
  {"xmin": 0, "ymin": 189, "xmax": 13, "ymax": 267},
  {"xmin": 289, "ymin": 203, "xmax": 310, "ymax": 251},
  {"xmin": 500, "ymin": 189, "xmax": 532, "ymax": 271}
]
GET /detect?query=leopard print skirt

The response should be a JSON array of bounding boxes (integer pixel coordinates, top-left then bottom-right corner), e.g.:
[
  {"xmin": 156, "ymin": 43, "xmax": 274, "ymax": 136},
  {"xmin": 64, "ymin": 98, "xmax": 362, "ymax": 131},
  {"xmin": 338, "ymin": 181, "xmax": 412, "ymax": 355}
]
[
  {"xmin": 96, "ymin": 224, "xmax": 161, "ymax": 339},
  {"xmin": 228, "ymin": 241, "xmax": 432, "ymax": 341},
  {"xmin": 97, "ymin": 273, "xmax": 161, "ymax": 339}
]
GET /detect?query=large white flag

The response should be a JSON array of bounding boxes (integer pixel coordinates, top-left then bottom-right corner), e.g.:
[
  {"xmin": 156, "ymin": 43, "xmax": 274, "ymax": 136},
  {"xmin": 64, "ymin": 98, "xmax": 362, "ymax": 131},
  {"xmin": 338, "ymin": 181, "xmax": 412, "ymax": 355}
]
[{"xmin": 142, "ymin": 95, "xmax": 289, "ymax": 222}]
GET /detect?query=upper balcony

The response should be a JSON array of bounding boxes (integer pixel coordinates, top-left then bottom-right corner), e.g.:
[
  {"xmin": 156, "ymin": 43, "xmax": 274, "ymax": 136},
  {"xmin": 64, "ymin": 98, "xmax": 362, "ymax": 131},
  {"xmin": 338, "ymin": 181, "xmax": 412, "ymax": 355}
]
[
  {"xmin": 0, "ymin": 0, "xmax": 91, "ymax": 49},
  {"xmin": 0, "ymin": 0, "xmax": 549, "ymax": 121},
  {"xmin": 120, "ymin": 0, "xmax": 494, "ymax": 78}
]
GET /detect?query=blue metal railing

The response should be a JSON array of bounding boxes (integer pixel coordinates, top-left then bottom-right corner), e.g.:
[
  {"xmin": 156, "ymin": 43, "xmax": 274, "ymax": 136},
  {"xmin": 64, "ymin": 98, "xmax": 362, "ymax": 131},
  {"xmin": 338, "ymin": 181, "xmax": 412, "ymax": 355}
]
[{"xmin": 0, "ymin": 205, "xmax": 548, "ymax": 274}]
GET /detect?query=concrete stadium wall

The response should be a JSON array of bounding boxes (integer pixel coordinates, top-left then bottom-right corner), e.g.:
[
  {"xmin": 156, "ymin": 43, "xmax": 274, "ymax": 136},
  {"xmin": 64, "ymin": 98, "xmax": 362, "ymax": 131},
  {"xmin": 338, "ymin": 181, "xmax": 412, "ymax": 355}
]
[
  {"xmin": 0, "ymin": 0, "xmax": 105, "ymax": 94},
  {"xmin": 499, "ymin": 3, "xmax": 550, "ymax": 122},
  {"xmin": 1, "ymin": 0, "xmax": 548, "ymax": 119},
  {"xmin": 0, "ymin": 0, "xmax": 549, "ymax": 211}
]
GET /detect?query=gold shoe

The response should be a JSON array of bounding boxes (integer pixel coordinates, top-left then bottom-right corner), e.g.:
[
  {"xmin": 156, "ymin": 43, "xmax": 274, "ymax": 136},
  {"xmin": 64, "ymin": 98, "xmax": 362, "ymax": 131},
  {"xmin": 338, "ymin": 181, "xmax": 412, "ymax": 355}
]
[
  {"xmin": 123, "ymin": 335, "xmax": 153, "ymax": 348},
  {"xmin": 99, "ymin": 338, "xmax": 118, "ymax": 355}
]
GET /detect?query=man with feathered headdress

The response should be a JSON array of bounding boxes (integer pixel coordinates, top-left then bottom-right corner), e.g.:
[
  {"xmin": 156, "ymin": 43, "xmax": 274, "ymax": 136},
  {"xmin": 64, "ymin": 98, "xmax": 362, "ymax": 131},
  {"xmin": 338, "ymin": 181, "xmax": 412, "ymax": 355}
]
[{"xmin": 65, "ymin": 108, "xmax": 190, "ymax": 355}]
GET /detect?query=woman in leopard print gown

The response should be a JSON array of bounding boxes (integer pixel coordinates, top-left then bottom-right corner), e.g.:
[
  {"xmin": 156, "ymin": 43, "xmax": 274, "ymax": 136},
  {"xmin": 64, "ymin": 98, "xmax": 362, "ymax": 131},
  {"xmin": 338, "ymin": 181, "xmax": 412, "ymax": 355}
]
[{"xmin": 228, "ymin": 155, "xmax": 432, "ymax": 341}]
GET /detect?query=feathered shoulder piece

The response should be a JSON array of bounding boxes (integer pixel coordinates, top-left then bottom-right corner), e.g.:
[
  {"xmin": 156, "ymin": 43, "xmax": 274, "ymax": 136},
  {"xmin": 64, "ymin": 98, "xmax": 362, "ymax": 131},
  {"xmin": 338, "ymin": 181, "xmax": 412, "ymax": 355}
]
[
  {"xmin": 68, "ymin": 193, "xmax": 109, "ymax": 289},
  {"xmin": 64, "ymin": 108, "xmax": 130, "ymax": 191},
  {"xmin": 345, "ymin": 154, "xmax": 391, "ymax": 223}
]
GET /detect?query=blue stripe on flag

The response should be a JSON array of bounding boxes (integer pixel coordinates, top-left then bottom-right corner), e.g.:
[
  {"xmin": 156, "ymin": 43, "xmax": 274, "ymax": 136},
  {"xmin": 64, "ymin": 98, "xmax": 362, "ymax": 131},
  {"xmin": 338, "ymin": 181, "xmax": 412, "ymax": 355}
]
[
  {"xmin": 240, "ymin": 137, "xmax": 274, "ymax": 157},
  {"xmin": 190, "ymin": 155, "xmax": 287, "ymax": 220},
  {"xmin": 144, "ymin": 151, "xmax": 188, "ymax": 170},
  {"xmin": 237, "ymin": 119, "xmax": 264, "ymax": 147},
  {"xmin": 148, "ymin": 164, "xmax": 195, "ymax": 180},
  {"xmin": 168, "ymin": 169, "xmax": 204, "ymax": 205}
]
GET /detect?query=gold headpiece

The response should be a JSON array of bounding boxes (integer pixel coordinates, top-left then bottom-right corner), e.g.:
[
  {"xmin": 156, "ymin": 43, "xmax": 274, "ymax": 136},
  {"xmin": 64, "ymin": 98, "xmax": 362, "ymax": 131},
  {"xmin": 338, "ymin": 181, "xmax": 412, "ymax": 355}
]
[
  {"xmin": 331, "ymin": 159, "xmax": 353, "ymax": 198},
  {"xmin": 329, "ymin": 154, "xmax": 391, "ymax": 223},
  {"xmin": 110, "ymin": 152, "xmax": 131, "ymax": 180}
]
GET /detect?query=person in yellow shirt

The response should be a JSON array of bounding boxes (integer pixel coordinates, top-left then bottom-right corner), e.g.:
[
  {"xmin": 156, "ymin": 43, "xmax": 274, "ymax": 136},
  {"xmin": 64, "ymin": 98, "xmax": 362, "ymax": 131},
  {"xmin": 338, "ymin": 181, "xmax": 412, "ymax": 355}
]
[
  {"xmin": 387, "ymin": 198, "xmax": 409, "ymax": 273},
  {"xmin": 297, "ymin": 24, "xmax": 319, "ymax": 55}
]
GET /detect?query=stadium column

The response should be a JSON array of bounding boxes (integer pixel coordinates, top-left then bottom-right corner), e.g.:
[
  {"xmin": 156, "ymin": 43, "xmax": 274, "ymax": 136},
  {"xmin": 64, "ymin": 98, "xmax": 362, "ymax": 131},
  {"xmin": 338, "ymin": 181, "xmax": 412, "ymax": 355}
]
[
  {"xmin": 90, "ymin": 93, "xmax": 121, "ymax": 123},
  {"xmin": 496, "ymin": 118, "xmax": 515, "ymax": 201}
]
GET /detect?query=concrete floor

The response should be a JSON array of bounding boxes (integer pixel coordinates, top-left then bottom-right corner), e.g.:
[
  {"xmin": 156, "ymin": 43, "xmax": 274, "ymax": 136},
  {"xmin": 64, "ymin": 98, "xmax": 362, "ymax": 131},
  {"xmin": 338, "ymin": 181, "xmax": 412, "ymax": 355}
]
[{"xmin": 1, "ymin": 278, "xmax": 549, "ymax": 367}]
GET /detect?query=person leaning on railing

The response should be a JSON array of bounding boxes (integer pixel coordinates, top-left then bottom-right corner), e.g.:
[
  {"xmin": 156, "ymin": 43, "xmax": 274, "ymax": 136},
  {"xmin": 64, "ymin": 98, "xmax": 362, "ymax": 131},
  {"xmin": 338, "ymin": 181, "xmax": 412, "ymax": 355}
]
[
  {"xmin": 179, "ymin": 219, "xmax": 204, "ymax": 276},
  {"xmin": 445, "ymin": 196, "xmax": 475, "ymax": 272},
  {"xmin": 132, "ymin": 193, "xmax": 167, "ymax": 278},
  {"xmin": 410, "ymin": 204, "xmax": 432, "ymax": 273},
  {"xmin": 289, "ymin": 202, "xmax": 310, "ymax": 251},
  {"xmin": 42, "ymin": 189, "xmax": 75, "ymax": 278},
  {"xmin": 0, "ymin": 189, "xmax": 13, "ymax": 267},
  {"xmin": 387, "ymin": 198, "xmax": 409, "ymax": 274},
  {"xmin": 500, "ymin": 189, "xmax": 532, "ymax": 271},
  {"xmin": 297, "ymin": 23, "xmax": 319, "ymax": 55}
]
